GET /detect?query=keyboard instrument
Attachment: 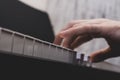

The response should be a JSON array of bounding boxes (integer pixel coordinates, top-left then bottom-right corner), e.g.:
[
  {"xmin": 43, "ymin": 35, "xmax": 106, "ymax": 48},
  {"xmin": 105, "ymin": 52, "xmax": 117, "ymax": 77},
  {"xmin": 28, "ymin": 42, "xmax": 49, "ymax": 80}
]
[{"xmin": 0, "ymin": 27, "xmax": 119, "ymax": 80}]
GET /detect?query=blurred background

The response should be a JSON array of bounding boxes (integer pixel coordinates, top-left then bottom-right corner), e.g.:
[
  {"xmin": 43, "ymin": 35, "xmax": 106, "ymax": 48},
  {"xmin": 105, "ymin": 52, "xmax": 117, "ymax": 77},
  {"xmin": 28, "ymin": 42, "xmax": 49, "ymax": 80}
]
[{"xmin": 0, "ymin": 0, "xmax": 120, "ymax": 71}]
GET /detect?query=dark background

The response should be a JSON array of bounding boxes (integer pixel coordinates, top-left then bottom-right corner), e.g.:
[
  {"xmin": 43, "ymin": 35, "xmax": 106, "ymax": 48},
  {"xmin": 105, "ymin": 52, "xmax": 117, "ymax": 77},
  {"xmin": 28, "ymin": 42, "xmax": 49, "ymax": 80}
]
[{"xmin": 0, "ymin": 0, "xmax": 54, "ymax": 43}]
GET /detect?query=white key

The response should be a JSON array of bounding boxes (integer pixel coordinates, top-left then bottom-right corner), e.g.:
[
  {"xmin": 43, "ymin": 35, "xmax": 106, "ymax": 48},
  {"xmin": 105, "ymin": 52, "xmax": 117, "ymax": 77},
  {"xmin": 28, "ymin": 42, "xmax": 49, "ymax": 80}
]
[
  {"xmin": 12, "ymin": 34, "xmax": 24, "ymax": 54},
  {"xmin": 0, "ymin": 30, "xmax": 13, "ymax": 52},
  {"xmin": 23, "ymin": 38, "xmax": 34, "ymax": 56}
]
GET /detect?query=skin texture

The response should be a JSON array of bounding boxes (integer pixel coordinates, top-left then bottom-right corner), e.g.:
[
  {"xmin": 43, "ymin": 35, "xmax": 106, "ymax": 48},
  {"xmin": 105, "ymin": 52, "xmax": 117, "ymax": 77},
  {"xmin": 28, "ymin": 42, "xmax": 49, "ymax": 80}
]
[{"xmin": 53, "ymin": 19, "xmax": 120, "ymax": 62}]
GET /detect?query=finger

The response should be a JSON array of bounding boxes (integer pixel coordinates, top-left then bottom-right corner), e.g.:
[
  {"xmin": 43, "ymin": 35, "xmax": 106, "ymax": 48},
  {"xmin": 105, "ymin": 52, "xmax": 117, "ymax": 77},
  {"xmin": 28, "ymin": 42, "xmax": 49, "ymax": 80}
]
[
  {"xmin": 62, "ymin": 35, "xmax": 77, "ymax": 49},
  {"xmin": 54, "ymin": 19, "xmax": 105, "ymax": 46},
  {"xmin": 53, "ymin": 20, "xmax": 87, "ymax": 45},
  {"xmin": 60, "ymin": 30, "xmax": 77, "ymax": 48},
  {"xmin": 84, "ymin": 19, "xmax": 109, "ymax": 24},
  {"xmin": 53, "ymin": 34, "xmax": 63, "ymax": 45},
  {"xmin": 53, "ymin": 19, "xmax": 102, "ymax": 45},
  {"xmin": 53, "ymin": 21, "xmax": 83, "ymax": 45},
  {"xmin": 90, "ymin": 47, "xmax": 112, "ymax": 62},
  {"xmin": 59, "ymin": 24, "xmax": 92, "ymax": 48},
  {"xmin": 62, "ymin": 20, "xmax": 88, "ymax": 31},
  {"xmin": 53, "ymin": 26, "xmax": 78, "ymax": 45},
  {"xmin": 62, "ymin": 19, "xmax": 107, "ymax": 32},
  {"xmin": 70, "ymin": 35, "xmax": 92, "ymax": 49}
]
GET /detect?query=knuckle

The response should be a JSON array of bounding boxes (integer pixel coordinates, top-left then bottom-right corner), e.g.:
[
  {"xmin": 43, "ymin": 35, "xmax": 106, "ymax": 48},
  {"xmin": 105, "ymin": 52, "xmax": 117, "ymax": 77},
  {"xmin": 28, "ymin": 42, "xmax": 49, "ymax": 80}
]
[
  {"xmin": 68, "ymin": 20, "xmax": 79, "ymax": 26},
  {"xmin": 68, "ymin": 21, "xmax": 75, "ymax": 26},
  {"xmin": 56, "ymin": 33, "xmax": 62, "ymax": 37},
  {"xmin": 57, "ymin": 33, "xmax": 62, "ymax": 36}
]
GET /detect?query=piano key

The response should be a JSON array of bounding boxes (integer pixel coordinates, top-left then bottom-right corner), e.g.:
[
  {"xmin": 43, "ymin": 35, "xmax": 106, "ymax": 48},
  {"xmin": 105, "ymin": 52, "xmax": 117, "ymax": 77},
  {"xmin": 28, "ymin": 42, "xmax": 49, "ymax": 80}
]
[
  {"xmin": 40, "ymin": 43, "xmax": 51, "ymax": 59},
  {"xmin": 12, "ymin": 34, "xmax": 24, "ymax": 54},
  {"xmin": 87, "ymin": 56, "xmax": 92, "ymax": 67},
  {"xmin": 23, "ymin": 37, "xmax": 34, "ymax": 56},
  {"xmin": 78, "ymin": 53, "xmax": 85, "ymax": 65},
  {"xmin": 55, "ymin": 47, "xmax": 67, "ymax": 62},
  {"xmin": 0, "ymin": 27, "xmax": 84, "ymax": 65},
  {"xmin": 0, "ymin": 30, "xmax": 13, "ymax": 52},
  {"xmin": 48, "ymin": 45, "xmax": 60, "ymax": 61},
  {"xmin": 57, "ymin": 47, "xmax": 67, "ymax": 62},
  {"xmin": 67, "ymin": 50, "xmax": 77, "ymax": 64},
  {"xmin": 33, "ymin": 41, "xmax": 43, "ymax": 58}
]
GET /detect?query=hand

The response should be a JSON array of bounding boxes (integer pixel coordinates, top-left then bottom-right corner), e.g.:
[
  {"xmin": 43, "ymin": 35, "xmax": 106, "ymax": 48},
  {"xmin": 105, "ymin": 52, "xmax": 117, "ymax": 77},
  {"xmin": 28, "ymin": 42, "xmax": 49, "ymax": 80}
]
[{"xmin": 53, "ymin": 19, "xmax": 120, "ymax": 62}]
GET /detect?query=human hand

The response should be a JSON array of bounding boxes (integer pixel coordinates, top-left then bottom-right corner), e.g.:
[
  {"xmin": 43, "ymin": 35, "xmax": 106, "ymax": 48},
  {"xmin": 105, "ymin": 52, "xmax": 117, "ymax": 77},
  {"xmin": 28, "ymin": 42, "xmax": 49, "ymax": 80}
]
[{"xmin": 54, "ymin": 19, "xmax": 120, "ymax": 62}]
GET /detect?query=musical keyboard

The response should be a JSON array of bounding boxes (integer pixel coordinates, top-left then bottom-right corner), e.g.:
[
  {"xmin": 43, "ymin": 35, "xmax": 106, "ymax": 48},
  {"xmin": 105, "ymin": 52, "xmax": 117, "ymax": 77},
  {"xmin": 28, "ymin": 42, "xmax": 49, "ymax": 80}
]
[
  {"xmin": 0, "ymin": 27, "xmax": 77, "ymax": 64},
  {"xmin": 0, "ymin": 27, "xmax": 120, "ymax": 79}
]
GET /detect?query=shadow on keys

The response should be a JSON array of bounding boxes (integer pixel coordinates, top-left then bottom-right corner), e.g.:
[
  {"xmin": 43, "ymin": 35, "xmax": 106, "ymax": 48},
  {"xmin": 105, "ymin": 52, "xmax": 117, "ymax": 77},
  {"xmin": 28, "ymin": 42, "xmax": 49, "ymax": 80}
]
[{"xmin": 0, "ymin": 0, "xmax": 54, "ymax": 43}]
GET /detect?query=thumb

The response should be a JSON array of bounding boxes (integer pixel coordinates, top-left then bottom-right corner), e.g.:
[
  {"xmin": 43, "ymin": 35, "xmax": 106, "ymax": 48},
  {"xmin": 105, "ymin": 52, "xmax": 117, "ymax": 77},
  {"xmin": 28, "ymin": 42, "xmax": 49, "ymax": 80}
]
[{"xmin": 90, "ymin": 47, "xmax": 112, "ymax": 62}]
